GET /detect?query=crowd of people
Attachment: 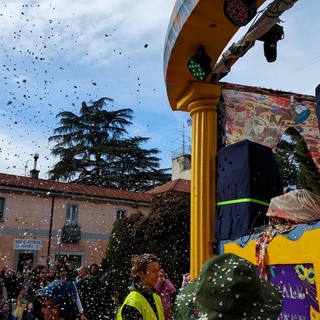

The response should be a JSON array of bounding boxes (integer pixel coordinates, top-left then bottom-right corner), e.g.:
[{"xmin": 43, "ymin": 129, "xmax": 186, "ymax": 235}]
[
  {"xmin": 0, "ymin": 257, "xmax": 116, "ymax": 320},
  {"xmin": 0, "ymin": 255, "xmax": 179, "ymax": 320},
  {"xmin": 0, "ymin": 253, "xmax": 283, "ymax": 320}
]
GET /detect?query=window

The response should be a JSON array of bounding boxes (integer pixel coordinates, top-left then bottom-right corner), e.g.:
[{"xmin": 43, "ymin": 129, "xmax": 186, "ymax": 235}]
[
  {"xmin": 182, "ymin": 155, "xmax": 191, "ymax": 171},
  {"xmin": 116, "ymin": 209, "xmax": 127, "ymax": 220},
  {"xmin": 0, "ymin": 198, "xmax": 6, "ymax": 221},
  {"xmin": 65, "ymin": 204, "xmax": 79, "ymax": 226},
  {"xmin": 0, "ymin": 197, "xmax": 5, "ymax": 220}
]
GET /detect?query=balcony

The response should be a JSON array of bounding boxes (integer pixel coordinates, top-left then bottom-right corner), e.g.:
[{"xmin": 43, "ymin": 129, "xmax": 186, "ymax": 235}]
[{"xmin": 62, "ymin": 225, "xmax": 81, "ymax": 243}]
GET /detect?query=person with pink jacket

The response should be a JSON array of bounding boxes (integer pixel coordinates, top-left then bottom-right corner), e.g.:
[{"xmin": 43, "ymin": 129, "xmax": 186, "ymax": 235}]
[{"xmin": 155, "ymin": 268, "xmax": 176, "ymax": 320}]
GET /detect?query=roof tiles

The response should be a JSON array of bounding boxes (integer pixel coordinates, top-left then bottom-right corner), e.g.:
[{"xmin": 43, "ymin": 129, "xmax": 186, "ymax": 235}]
[{"xmin": 0, "ymin": 173, "xmax": 153, "ymax": 203}]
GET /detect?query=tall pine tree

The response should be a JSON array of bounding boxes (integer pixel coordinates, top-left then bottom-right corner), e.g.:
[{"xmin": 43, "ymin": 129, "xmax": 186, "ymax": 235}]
[{"xmin": 48, "ymin": 98, "xmax": 171, "ymax": 191}]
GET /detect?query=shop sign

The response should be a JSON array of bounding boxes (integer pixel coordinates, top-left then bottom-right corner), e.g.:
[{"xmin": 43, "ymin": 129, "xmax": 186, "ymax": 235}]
[{"xmin": 14, "ymin": 239, "xmax": 42, "ymax": 250}]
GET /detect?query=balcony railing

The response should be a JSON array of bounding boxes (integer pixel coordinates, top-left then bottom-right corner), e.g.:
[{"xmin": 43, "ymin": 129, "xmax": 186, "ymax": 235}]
[{"xmin": 62, "ymin": 225, "xmax": 81, "ymax": 243}]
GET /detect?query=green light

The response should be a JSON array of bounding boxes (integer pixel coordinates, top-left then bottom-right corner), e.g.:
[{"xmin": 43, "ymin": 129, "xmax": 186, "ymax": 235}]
[
  {"xmin": 187, "ymin": 46, "xmax": 212, "ymax": 81},
  {"xmin": 188, "ymin": 60, "xmax": 207, "ymax": 81}
]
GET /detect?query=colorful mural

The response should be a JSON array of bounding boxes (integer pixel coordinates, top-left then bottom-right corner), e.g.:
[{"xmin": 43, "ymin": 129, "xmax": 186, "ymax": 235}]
[
  {"xmin": 223, "ymin": 224, "xmax": 320, "ymax": 319},
  {"xmin": 221, "ymin": 84, "xmax": 320, "ymax": 172},
  {"xmin": 271, "ymin": 264, "xmax": 318, "ymax": 319}
]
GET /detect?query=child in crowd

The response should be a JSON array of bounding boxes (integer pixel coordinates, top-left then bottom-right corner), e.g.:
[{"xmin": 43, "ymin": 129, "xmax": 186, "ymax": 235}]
[
  {"xmin": 0, "ymin": 300, "xmax": 17, "ymax": 320},
  {"xmin": 21, "ymin": 302, "xmax": 35, "ymax": 320},
  {"xmin": 33, "ymin": 280, "xmax": 79, "ymax": 320}
]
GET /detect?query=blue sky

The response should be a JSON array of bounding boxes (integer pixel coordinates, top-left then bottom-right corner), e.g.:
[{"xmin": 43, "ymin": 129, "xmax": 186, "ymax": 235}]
[
  {"xmin": 0, "ymin": 0, "xmax": 318, "ymax": 179},
  {"xmin": 221, "ymin": 0, "xmax": 320, "ymax": 95}
]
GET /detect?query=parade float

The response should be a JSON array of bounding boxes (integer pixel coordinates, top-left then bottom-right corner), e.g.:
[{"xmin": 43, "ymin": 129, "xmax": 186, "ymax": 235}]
[{"xmin": 164, "ymin": 0, "xmax": 320, "ymax": 317}]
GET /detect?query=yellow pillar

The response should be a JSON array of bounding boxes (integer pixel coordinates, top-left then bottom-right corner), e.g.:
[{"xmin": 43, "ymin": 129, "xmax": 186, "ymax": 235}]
[{"xmin": 177, "ymin": 82, "xmax": 221, "ymax": 278}]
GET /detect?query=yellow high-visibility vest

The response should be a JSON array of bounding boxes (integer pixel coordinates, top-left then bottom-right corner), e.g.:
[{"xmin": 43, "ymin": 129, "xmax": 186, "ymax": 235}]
[{"xmin": 117, "ymin": 290, "xmax": 165, "ymax": 320}]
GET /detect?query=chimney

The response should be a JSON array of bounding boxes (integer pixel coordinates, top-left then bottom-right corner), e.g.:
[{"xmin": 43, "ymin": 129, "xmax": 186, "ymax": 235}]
[{"xmin": 30, "ymin": 153, "xmax": 40, "ymax": 179}]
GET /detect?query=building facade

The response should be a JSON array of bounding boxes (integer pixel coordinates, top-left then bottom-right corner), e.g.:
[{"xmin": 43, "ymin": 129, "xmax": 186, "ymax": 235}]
[{"xmin": 0, "ymin": 173, "xmax": 152, "ymax": 271}]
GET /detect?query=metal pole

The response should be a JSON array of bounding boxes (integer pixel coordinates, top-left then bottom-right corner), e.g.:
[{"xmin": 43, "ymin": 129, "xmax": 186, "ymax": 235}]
[{"xmin": 47, "ymin": 195, "xmax": 55, "ymax": 267}]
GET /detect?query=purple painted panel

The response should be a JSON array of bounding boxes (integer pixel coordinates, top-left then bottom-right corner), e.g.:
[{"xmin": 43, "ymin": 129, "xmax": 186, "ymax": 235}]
[{"xmin": 270, "ymin": 264, "xmax": 318, "ymax": 319}]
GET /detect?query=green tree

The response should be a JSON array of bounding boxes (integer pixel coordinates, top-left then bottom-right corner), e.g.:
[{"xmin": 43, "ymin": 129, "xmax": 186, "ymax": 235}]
[
  {"xmin": 48, "ymin": 98, "xmax": 170, "ymax": 191},
  {"xmin": 275, "ymin": 127, "xmax": 320, "ymax": 195},
  {"xmin": 105, "ymin": 190, "xmax": 190, "ymax": 303},
  {"xmin": 106, "ymin": 212, "xmax": 146, "ymax": 303},
  {"xmin": 274, "ymin": 135, "xmax": 298, "ymax": 187},
  {"xmin": 141, "ymin": 191, "xmax": 190, "ymax": 288},
  {"xmin": 294, "ymin": 133, "xmax": 320, "ymax": 195},
  {"xmin": 104, "ymin": 136, "xmax": 171, "ymax": 191}
]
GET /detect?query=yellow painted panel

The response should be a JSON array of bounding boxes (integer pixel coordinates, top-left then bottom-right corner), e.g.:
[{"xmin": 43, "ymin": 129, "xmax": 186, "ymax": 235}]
[
  {"xmin": 224, "ymin": 228, "xmax": 320, "ymax": 311},
  {"xmin": 224, "ymin": 228, "xmax": 320, "ymax": 265}
]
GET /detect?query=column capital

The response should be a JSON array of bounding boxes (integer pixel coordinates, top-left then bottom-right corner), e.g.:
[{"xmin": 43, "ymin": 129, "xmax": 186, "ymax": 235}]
[{"xmin": 177, "ymin": 82, "xmax": 221, "ymax": 112}]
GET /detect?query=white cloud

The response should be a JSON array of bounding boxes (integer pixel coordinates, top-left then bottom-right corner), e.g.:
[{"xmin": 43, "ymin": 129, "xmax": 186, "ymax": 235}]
[
  {"xmin": 224, "ymin": 1, "xmax": 320, "ymax": 96},
  {"xmin": 0, "ymin": 0, "xmax": 318, "ymax": 179},
  {"xmin": 0, "ymin": 0, "xmax": 180, "ymax": 177}
]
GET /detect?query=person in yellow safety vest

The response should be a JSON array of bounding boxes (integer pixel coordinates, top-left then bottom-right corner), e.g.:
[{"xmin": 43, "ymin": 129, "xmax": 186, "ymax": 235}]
[{"xmin": 117, "ymin": 253, "xmax": 165, "ymax": 320}]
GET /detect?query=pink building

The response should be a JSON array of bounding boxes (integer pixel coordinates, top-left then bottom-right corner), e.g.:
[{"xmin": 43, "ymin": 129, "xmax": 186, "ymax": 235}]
[{"xmin": 0, "ymin": 173, "xmax": 152, "ymax": 271}]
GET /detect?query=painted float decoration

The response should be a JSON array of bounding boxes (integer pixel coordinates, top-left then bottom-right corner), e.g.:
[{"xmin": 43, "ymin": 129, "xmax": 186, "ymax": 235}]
[
  {"xmin": 222, "ymin": 220, "xmax": 320, "ymax": 319},
  {"xmin": 221, "ymin": 82, "xmax": 320, "ymax": 171},
  {"xmin": 163, "ymin": 0, "xmax": 320, "ymax": 315},
  {"xmin": 216, "ymin": 83, "xmax": 320, "ymax": 318}
]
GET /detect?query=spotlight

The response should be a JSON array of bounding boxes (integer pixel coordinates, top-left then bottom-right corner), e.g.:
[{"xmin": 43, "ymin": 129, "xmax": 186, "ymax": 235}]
[
  {"xmin": 187, "ymin": 45, "xmax": 212, "ymax": 81},
  {"xmin": 258, "ymin": 24, "xmax": 284, "ymax": 63},
  {"xmin": 224, "ymin": 0, "xmax": 257, "ymax": 27},
  {"xmin": 288, "ymin": 96, "xmax": 311, "ymax": 124}
]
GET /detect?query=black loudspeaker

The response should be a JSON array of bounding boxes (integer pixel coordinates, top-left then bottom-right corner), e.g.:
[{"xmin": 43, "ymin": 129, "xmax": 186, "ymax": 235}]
[{"xmin": 215, "ymin": 139, "xmax": 283, "ymax": 240}]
